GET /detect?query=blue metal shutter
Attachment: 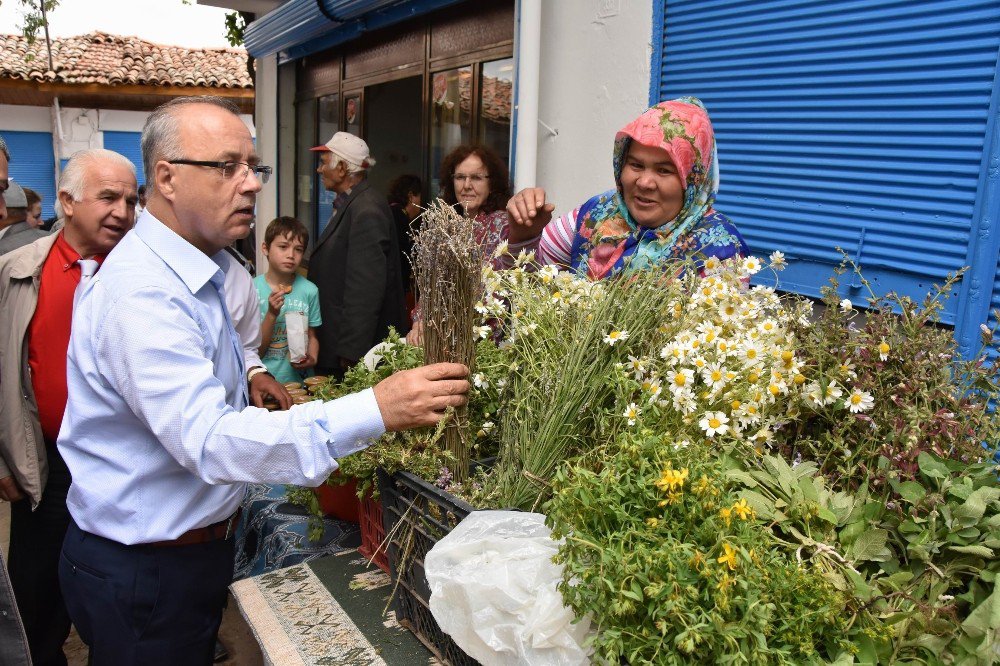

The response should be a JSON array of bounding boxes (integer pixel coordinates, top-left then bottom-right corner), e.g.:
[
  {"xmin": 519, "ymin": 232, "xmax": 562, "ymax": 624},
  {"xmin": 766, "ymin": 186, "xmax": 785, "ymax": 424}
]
[
  {"xmin": 3, "ymin": 131, "xmax": 57, "ymax": 220},
  {"xmin": 102, "ymin": 131, "xmax": 145, "ymax": 185},
  {"xmin": 655, "ymin": 0, "xmax": 1000, "ymax": 327}
]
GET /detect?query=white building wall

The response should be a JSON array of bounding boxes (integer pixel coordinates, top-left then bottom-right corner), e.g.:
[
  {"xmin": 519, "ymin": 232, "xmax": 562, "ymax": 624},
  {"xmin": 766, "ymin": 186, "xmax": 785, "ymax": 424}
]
[
  {"xmin": 253, "ymin": 53, "xmax": 279, "ymax": 271},
  {"xmin": 532, "ymin": 0, "xmax": 652, "ymax": 213}
]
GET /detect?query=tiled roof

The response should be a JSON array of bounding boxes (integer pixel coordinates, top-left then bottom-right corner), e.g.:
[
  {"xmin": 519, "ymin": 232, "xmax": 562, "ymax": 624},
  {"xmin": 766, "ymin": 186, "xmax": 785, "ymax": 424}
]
[{"xmin": 0, "ymin": 31, "xmax": 253, "ymax": 89}]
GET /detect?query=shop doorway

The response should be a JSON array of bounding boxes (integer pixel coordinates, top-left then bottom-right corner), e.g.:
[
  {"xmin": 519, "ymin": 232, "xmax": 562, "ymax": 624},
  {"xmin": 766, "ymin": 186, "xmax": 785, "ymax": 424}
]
[{"xmin": 363, "ymin": 76, "xmax": 423, "ymax": 200}]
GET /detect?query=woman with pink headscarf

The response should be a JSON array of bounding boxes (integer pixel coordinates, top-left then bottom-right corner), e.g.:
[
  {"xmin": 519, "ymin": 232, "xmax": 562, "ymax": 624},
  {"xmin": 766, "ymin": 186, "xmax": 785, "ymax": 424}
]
[{"xmin": 507, "ymin": 97, "xmax": 748, "ymax": 280}]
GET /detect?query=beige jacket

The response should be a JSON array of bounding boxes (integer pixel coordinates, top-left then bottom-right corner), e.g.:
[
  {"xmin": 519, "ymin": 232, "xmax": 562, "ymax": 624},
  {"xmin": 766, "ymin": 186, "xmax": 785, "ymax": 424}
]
[{"xmin": 0, "ymin": 233, "xmax": 59, "ymax": 508}]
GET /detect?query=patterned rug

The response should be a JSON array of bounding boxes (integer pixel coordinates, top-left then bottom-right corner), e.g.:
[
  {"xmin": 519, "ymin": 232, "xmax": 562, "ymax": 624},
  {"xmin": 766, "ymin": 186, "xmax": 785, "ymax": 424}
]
[
  {"xmin": 234, "ymin": 483, "xmax": 361, "ymax": 581},
  {"xmin": 231, "ymin": 550, "xmax": 439, "ymax": 666}
]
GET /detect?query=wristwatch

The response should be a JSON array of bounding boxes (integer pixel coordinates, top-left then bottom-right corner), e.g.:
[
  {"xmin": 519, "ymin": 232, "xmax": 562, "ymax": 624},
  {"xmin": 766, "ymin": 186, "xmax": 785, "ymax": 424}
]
[{"xmin": 247, "ymin": 366, "xmax": 271, "ymax": 383}]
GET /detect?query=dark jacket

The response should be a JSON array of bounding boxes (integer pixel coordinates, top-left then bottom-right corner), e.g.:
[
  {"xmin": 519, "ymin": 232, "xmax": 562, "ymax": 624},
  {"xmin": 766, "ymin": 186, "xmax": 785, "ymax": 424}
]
[{"xmin": 308, "ymin": 179, "xmax": 408, "ymax": 366}]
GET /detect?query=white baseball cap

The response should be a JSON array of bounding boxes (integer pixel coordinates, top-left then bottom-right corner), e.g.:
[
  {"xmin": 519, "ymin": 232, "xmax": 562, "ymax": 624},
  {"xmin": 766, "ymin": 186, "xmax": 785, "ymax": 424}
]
[{"xmin": 310, "ymin": 131, "xmax": 376, "ymax": 169}]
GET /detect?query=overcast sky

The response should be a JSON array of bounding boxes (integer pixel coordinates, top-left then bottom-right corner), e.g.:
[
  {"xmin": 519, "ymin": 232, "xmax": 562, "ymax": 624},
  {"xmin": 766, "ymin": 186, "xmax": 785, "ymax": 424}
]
[{"xmin": 0, "ymin": 0, "xmax": 237, "ymax": 49}]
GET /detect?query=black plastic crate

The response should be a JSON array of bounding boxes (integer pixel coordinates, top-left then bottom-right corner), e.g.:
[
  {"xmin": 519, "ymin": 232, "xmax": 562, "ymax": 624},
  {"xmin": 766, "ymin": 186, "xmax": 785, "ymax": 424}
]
[{"xmin": 377, "ymin": 467, "xmax": 481, "ymax": 666}]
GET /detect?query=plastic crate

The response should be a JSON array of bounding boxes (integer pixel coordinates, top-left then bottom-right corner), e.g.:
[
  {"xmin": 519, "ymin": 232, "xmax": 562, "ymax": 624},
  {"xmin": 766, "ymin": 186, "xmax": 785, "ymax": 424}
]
[
  {"xmin": 357, "ymin": 492, "xmax": 390, "ymax": 574},
  {"xmin": 377, "ymin": 467, "xmax": 480, "ymax": 666}
]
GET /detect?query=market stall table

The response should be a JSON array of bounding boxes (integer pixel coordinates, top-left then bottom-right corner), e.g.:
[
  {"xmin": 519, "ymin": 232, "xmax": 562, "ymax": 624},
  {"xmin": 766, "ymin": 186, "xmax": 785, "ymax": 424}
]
[{"xmin": 230, "ymin": 550, "xmax": 440, "ymax": 666}]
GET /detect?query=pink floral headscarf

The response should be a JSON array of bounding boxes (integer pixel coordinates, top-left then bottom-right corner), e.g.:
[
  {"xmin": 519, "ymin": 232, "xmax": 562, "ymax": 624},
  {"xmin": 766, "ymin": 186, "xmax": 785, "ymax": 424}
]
[{"xmin": 573, "ymin": 97, "xmax": 721, "ymax": 278}]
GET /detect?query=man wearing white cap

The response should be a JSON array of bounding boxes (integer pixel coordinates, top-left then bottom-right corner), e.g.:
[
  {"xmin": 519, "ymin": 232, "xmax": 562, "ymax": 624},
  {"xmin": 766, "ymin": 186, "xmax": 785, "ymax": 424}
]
[
  {"xmin": 0, "ymin": 181, "xmax": 48, "ymax": 255},
  {"xmin": 307, "ymin": 131, "xmax": 408, "ymax": 375}
]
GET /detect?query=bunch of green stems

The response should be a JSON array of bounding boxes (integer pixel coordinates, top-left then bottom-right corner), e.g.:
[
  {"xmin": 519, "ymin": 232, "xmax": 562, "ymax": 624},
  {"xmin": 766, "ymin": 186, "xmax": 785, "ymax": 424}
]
[{"xmin": 494, "ymin": 265, "xmax": 682, "ymax": 510}]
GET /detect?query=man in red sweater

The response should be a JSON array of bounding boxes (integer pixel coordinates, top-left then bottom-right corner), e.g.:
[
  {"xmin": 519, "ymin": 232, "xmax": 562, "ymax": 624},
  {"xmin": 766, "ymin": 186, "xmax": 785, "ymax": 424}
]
[{"xmin": 0, "ymin": 148, "xmax": 137, "ymax": 666}]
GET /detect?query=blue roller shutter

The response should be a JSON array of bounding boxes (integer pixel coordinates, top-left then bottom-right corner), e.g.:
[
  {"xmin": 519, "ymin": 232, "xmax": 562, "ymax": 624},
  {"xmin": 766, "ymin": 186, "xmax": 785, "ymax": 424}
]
[
  {"xmin": 102, "ymin": 131, "xmax": 145, "ymax": 185},
  {"xmin": 654, "ymin": 0, "xmax": 1000, "ymax": 329},
  {"xmin": 3, "ymin": 130, "xmax": 57, "ymax": 220}
]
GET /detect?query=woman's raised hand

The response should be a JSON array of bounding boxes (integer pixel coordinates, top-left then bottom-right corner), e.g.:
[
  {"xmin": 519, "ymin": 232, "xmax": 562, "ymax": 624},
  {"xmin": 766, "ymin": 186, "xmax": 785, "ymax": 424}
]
[{"xmin": 506, "ymin": 187, "xmax": 555, "ymax": 243}]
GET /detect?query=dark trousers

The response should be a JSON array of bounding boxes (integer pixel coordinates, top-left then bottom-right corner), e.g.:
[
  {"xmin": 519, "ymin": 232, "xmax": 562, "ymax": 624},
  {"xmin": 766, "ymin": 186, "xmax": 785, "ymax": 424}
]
[
  {"xmin": 8, "ymin": 442, "xmax": 72, "ymax": 666},
  {"xmin": 59, "ymin": 521, "xmax": 235, "ymax": 666}
]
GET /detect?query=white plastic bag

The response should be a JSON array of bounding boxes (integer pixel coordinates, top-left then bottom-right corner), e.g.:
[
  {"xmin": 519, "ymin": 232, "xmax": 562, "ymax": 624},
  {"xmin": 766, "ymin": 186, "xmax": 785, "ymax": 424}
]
[
  {"xmin": 425, "ymin": 510, "xmax": 592, "ymax": 666},
  {"xmin": 285, "ymin": 310, "xmax": 308, "ymax": 361}
]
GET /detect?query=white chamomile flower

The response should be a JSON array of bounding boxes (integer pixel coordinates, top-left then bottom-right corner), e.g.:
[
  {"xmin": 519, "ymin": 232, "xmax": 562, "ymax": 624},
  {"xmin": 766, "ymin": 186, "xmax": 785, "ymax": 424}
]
[
  {"xmin": 660, "ymin": 342, "xmax": 684, "ymax": 364},
  {"xmin": 847, "ymin": 389, "xmax": 874, "ymax": 413},
  {"xmin": 671, "ymin": 387, "xmax": 697, "ymax": 414},
  {"xmin": 877, "ymin": 339, "xmax": 891, "ymax": 361},
  {"xmin": 481, "ymin": 420, "xmax": 495, "ymax": 433},
  {"xmin": 702, "ymin": 363, "xmax": 727, "ymax": 391},
  {"xmin": 821, "ymin": 380, "xmax": 843, "ymax": 406},
  {"xmin": 703, "ymin": 256, "xmax": 721, "ymax": 274},
  {"xmin": 603, "ymin": 329, "xmax": 629, "ymax": 346},
  {"xmin": 538, "ymin": 264, "xmax": 559, "ymax": 284},
  {"xmin": 492, "ymin": 239, "xmax": 509, "ymax": 258},
  {"xmin": 769, "ymin": 250, "xmax": 787, "ymax": 270},
  {"xmin": 642, "ymin": 377, "xmax": 662, "ymax": 402},
  {"xmin": 472, "ymin": 373, "xmax": 489, "ymax": 389},
  {"xmin": 698, "ymin": 411, "xmax": 730, "ymax": 438},
  {"xmin": 474, "ymin": 324, "xmax": 491, "ymax": 339},
  {"xmin": 623, "ymin": 402, "xmax": 640, "ymax": 426},
  {"xmin": 738, "ymin": 341, "xmax": 764, "ymax": 366},
  {"xmin": 667, "ymin": 368, "xmax": 695, "ymax": 393},
  {"xmin": 838, "ymin": 359, "xmax": 857, "ymax": 379},
  {"xmin": 628, "ymin": 355, "xmax": 648, "ymax": 379},
  {"xmin": 673, "ymin": 439, "xmax": 690, "ymax": 451},
  {"xmin": 742, "ymin": 256, "xmax": 762, "ymax": 275},
  {"xmin": 839, "ymin": 298, "xmax": 853, "ymax": 313}
]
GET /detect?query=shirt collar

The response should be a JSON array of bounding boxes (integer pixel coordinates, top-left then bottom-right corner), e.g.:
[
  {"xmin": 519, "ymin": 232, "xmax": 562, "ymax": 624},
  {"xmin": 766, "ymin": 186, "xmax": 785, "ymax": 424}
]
[
  {"xmin": 133, "ymin": 210, "xmax": 227, "ymax": 295},
  {"xmin": 52, "ymin": 230, "xmax": 108, "ymax": 273}
]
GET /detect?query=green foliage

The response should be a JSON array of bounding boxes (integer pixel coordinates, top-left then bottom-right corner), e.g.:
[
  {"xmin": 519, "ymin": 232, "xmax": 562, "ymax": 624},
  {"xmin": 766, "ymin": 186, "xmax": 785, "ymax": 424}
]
[
  {"xmin": 286, "ymin": 329, "xmax": 507, "ymax": 537},
  {"xmin": 776, "ymin": 258, "xmax": 1000, "ymax": 490},
  {"xmin": 731, "ymin": 451, "xmax": 1000, "ymax": 663},
  {"xmin": 223, "ymin": 11, "xmax": 247, "ymax": 48},
  {"xmin": 12, "ymin": 0, "xmax": 58, "ymax": 45},
  {"xmin": 546, "ymin": 432, "xmax": 860, "ymax": 664}
]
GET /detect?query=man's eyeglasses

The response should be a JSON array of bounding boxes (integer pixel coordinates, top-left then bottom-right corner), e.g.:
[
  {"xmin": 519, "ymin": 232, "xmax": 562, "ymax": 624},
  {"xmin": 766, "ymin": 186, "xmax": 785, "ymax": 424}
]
[
  {"xmin": 453, "ymin": 173, "xmax": 488, "ymax": 184},
  {"xmin": 168, "ymin": 160, "xmax": 272, "ymax": 184}
]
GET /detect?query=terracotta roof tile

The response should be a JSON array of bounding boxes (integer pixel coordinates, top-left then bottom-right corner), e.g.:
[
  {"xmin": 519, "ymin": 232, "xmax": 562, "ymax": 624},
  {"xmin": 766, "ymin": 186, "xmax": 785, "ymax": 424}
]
[{"xmin": 0, "ymin": 31, "xmax": 252, "ymax": 89}]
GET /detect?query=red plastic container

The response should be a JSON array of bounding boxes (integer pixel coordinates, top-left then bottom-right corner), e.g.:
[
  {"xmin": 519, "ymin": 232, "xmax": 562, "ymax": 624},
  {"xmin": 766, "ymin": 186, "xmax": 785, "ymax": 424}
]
[
  {"xmin": 357, "ymin": 493, "xmax": 389, "ymax": 573},
  {"xmin": 315, "ymin": 476, "xmax": 360, "ymax": 522}
]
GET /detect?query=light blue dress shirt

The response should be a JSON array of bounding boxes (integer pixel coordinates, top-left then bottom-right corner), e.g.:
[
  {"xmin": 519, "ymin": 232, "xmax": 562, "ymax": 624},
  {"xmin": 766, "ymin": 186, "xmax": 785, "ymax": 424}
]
[{"xmin": 59, "ymin": 212, "xmax": 385, "ymax": 545}]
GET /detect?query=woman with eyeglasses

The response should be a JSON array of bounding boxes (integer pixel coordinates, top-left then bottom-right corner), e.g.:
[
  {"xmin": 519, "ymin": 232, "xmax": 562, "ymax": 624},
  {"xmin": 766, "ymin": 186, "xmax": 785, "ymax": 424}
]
[
  {"xmin": 439, "ymin": 144, "xmax": 513, "ymax": 264},
  {"xmin": 405, "ymin": 145, "xmax": 512, "ymax": 346}
]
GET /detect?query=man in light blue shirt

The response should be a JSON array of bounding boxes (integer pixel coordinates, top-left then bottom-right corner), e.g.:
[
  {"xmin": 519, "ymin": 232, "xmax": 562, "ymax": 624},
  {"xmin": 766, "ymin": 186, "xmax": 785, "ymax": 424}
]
[{"xmin": 57, "ymin": 96, "xmax": 469, "ymax": 665}]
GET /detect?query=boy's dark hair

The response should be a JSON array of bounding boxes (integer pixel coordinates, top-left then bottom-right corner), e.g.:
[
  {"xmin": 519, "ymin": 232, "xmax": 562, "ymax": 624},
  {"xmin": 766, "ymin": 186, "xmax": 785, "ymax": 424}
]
[{"xmin": 264, "ymin": 216, "xmax": 309, "ymax": 247}]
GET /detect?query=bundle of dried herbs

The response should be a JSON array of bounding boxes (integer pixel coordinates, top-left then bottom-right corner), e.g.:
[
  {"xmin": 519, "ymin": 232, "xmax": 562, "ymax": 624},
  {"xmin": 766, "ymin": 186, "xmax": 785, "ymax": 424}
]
[{"xmin": 411, "ymin": 199, "xmax": 484, "ymax": 481}]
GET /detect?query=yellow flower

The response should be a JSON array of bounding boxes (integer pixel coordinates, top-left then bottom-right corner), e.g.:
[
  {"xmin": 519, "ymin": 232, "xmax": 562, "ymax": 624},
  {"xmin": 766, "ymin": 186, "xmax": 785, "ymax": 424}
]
[
  {"xmin": 878, "ymin": 340, "xmax": 890, "ymax": 361},
  {"xmin": 732, "ymin": 497, "xmax": 755, "ymax": 521},
  {"xmin": 719, "ymin": 506, "xmax": 732, "ymax": 527},
  {"xmin": 655, "ymin": 466, "xmax": 689, "ymax": 492},
  {"xmin": 717, "ymin": 542, "xmax": 738, "ymax": 571},
  {"xmin": 645, "ymin": 517, "xmax": 659, "ymax": 528},
  {"xmin": 692, "ymin": 474, "xmax": 713, "ymax": 496},
  {"xmin": 690, "ymin": 550, "xmax": 705, "ymax": 570}
]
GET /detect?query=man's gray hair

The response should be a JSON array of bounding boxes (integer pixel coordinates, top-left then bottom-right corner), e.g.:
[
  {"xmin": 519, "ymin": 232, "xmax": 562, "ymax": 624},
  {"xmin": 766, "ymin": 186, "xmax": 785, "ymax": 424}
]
[
  {"xmin": 335, "ymin": 157, "xmax": 368, "ymax": 176},
  {"xmin": 0, "ymin": 134, "xmax": 9, "ymax": 162},
  {"xmin": 141, "ymin": 96, "xmax": 241, "ymax": 193},
  {"xmin": 55, "ymin": 149, "xmax": 137, "ymax": 217}
]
